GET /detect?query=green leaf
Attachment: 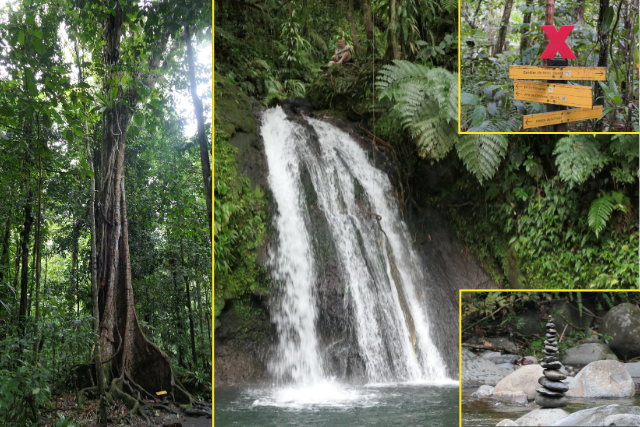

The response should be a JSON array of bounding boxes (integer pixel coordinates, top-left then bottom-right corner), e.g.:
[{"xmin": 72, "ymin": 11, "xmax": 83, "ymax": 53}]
[
  {"xmin": 27, "ymin": 81, "xmax": 38, "ymax": 97},
  {"xmin": 18, "ymin": 31, "xmax": 24, "ymax": 45},
  {"xmin": 601, "ymin": 7, "xmax": 615, "ymax": 33},
  {"xmin": 31, "ymin": 29, "xmax": 43, "ymax": 39},
  {"xmin": 471, "ymin": 105, "xmax": 487, "ymax": 127},
  {"xmin": 31, "ymin": 38, "xmax": 46, "ymax": 54},
  {"xmin": 461, "ymin": 92, "xmax": 479, "ymax": 105},
  {"xmin": 553, "ymin": 135, "xmax": 600, "ymax": 188},
  {"xmin": 133, "ymin": 113, "xmax": 143, "ymax": 126},
  {"xmin": 457, "ymin": 134, "xmax": 509, "ymax": 183},
  {"xmin": 110, "ymin": 87, "xmax": 118, "ymax": 100}
]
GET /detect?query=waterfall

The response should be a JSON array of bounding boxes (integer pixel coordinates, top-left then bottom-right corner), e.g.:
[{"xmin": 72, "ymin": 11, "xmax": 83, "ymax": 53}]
[{"xmin": 262, "ymin": 106, "xmax": 450, "ymax": 387}]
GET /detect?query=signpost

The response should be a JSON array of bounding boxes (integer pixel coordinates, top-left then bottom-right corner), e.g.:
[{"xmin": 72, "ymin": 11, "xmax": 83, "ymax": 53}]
[
  {"xmin": 514, "ymin": 80, "xmax": 593, "ymax": 108},
  {"xmin": 509, "ymin": 66, "xmax": 606, "ymax": 81},
  {"xmin": 522, "ymin": 106, "xmax": 603, "ymax": 129},
  {"xmin": 507, "ymin": 15, "xmax": 604, "ymax": 131}
]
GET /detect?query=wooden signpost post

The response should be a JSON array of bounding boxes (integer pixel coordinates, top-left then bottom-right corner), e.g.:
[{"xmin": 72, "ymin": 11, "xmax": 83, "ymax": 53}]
[{"xmin": 508, "ymin": 1, "xmax": 604, "ymax": 132}]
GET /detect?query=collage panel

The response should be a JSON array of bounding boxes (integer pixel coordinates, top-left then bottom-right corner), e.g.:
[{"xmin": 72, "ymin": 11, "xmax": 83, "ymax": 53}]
[
  {"xmin": 0, "ymin": 0, "xmax": 213, "ymax": 425},
  {"xmin": 459, "ymin": 0, "xmax": 638, "ymax": 133},
  {"xmin": 460, "ymin": 290, "xmax": 640, "ymax": 427}
]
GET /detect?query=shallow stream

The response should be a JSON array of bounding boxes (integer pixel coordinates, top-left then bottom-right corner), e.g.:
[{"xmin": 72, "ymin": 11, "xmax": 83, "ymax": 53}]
[{"xmin": 461, "ymin": 387, "xmax": 640, "ymax": 426}]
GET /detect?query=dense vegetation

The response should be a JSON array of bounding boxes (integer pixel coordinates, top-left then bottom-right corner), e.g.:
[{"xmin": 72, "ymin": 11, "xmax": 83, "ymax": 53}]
[
  {"xmin": 0, "ymin": 0, "xmax": 212, "ymax": 424},
  {"xmin": 214, "ymin": 1, "xmax": 638, "ymax": 344},
  {"xmin": 460, "ymin": 0, "xmax": 639, "ymax": 132}
]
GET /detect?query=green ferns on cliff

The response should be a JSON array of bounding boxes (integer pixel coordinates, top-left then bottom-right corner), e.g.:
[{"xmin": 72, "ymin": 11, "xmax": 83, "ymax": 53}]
[
  {"xmin": 376, "ymin": 60, "xmax": 509, "ymax": 183},
  {"xmin": 214, "ymin": 136, "xmax": 268, "ymax": 319}
]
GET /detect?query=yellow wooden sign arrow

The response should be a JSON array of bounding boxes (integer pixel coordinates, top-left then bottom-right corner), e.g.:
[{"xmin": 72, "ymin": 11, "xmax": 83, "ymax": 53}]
[
  {"xmin": 510, "ymin": 66, "xmax": 606, "ymax": 81},
  {"xmin": 523, "ymin": 106, "xmax": 603, "ymax": 129},
  {"xmin": 514, "ymin": 80, "xmax": 592, "ymax": 108}
]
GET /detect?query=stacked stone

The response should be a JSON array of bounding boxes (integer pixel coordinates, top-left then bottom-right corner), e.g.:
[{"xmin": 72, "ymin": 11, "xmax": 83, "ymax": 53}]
[{"xmin": 535, "ymin": 317, "xmax": 569, "ymax": 408}]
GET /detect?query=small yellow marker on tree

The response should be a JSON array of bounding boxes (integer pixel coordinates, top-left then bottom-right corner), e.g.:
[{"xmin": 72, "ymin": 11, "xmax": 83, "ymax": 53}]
[{"xmin": 156, "ymin": 390, "xmax": 168, "ymax": 396}]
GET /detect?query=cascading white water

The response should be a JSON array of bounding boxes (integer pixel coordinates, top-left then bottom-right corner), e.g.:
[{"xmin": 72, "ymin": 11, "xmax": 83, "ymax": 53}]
[{"xmin": 262, "ymin": 106, "xmax": 450, "ymax": 389}]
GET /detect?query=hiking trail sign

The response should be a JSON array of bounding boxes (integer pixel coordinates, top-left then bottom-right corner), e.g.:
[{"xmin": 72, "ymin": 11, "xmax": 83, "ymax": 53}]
[
  {"xmin": 508, "ymin": 25, "xmax": 604, "ymax": 131},
  {"xmin": 509, "ymin": 66, "xmax": 606, "ymax": 81},
  {"xmin": 514, "ymin": 81, "xmax": 593, "ymax": 108},
  {"xmin": 522, "ymin": 106, "xmax": 603, "ymax": 129}
]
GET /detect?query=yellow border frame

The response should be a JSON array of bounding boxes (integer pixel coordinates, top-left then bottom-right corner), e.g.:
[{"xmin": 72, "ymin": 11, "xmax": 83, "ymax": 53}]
[
  {"xmin": 458, "ymin": 289, "xmax": 640, "ymax": 426},
  {"xmin": 456, "ymin": 5, "xmax": 640, "ymax": 135}
]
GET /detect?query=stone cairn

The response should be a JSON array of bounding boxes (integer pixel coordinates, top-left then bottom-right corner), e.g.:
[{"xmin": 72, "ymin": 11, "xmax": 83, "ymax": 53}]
[{"xmin": 535, "ymin": 316, "xmax": 569, "ymax": 408}]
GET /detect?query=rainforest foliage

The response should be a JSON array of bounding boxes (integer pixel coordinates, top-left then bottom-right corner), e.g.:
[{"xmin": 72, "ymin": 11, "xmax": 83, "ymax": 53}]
[
  {"xmin": 214, "ymin": 0, "xmax": 638, "ymax": 340},
  {"xmin": 461, "ymin": 291, "xmax": 640, "ymax": 359},
  {"xmin": 460, "ymin": 0, "xmax": 639, "ymax": 132},
  {"xmin": 0, "ymin": 0, "xmax": 212, "ymax": 424}
]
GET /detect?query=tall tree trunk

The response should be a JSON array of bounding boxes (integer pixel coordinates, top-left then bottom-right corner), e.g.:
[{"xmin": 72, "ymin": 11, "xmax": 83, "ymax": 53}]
[
  {"xmin": 542, "ymin": 0, "xmax": 555, "ymax": 66},
  {"xmin": 170, "ymin": 258, "xmax": 185, "ymax": 367},
  {"xmin": 389, "ymin": 0, "xmax": 401, "ymax": 60},
  {"xmin": 362, "ymin": 0, "xmax": 374, "ymax": 55},
  {"xmin": 344, "ymin": 0, "xmax": 360, "ymax": 52},
  {"xmin": 593, "ymin": 0, "xmax": 610, "ymax": 131},
  {"xmin": 575, "ymin": 0, "xmax": 585, "ymax": 24},
  {"xmin": 520, "ymin": 0, "xmax": 533, "ymax": 57},
  {"xmin": 0, "ymin": 215, "xmax": 10, "ymax": 283},
  {"xmin": 184, "ymin": 24, "xmax": 213, "ymax": 243},
  {"xmin": 34, "ymin": 155, "xmax": 42, "ymax": 349},
  {"xmin": 74, "ymin": 38, "xmax": 109, "ymax": 422},
  {"xmin": 195, "ymin": 279, "xmax": 205, "ymax": 369},
  {"xmin": 12, "ymin": 234, "xmax": 21, "ymax": 322},
  {"xmin": 19, "ymin": 190, "xmax": 33, "ymax": 331},
  {"xmin": 181, "ymin": 243, "xmax": 197, "ymax": 369},
  {"xmin": 97, "ymin": 4, "xmax": 191, "ymax": 403},
  {"xmin": 494, "ymin": 0, "xmax": 514, "ymax": 55}
]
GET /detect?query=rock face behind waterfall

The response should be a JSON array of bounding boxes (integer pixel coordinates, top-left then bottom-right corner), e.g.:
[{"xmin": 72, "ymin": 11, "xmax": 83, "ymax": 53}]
[{"xmin": 214, "ymin": 93, "xmax": 497, "ymax": 387}]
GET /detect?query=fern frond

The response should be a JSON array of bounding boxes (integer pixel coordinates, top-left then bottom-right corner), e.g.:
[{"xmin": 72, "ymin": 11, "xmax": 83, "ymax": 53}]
[
  {"xmin": 457, "ymin": 134, "xmax": 508, "ymax": 183},
  {"xmin": 553, "ymin": 135, "xmax": 600, "ymax": 188},
  {"xmin": 588, "ymin": 191, "xmax": 628, "ymax": 238}
]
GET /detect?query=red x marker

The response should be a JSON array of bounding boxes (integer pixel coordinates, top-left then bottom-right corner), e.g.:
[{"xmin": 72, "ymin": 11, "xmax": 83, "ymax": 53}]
[{"xmin": 540, "ymin": 25, "xmax": 576, "ymax": 59}]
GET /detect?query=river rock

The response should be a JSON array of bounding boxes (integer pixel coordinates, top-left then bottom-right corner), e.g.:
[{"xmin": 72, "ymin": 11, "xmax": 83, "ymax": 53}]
[
  {"xmin": 496, "ymin": 419, "xmax": 519, "ymax": 426},
  {"xmin": 468, "ymin": 336, "xmax": 518, "ymax": 353},
  {"xmin": 515, "ymin": 408, "xmax": 570, "ymax": 426},
  {"xmin": 539, "ymin": 377, "xmax": 569, "ymax": 392},
  {"xmin": 496, "ymin": 363, "xmax": 517, "ymax": 371},
  {"xmin": 541, "ymin": 361, "xmax": 563, "ymax": 370},
  {"xmin": 544, "ymin": 370, "xmax": 567, "ymax": 381},
  {"xmin": 471, "ymin": 385, "xmax": 495, "ymax": 398},
  {"xmin": 548, "ymin": 404, "xmax": 640, "ymax": 426},
  {"xmin": 603, "ymin": 414, "xmax": 640, "ymax": 426},
  {"xmin": 600, "ymin": 303, "xmax": 640, "ymax": 360},
  {"xmin": 493, "ymin": 390, "xmax": 528, "ymax": 405},
  {"xmin": 562, "ymin": 343, "xmax": 618, "ymax": 366},
  {"xmin": 537, "ymin": 388, "xmax": 564, "ymax": 397},
  {"xmin": 534, "ymin": 394, "xmax": 567, "ymax": 408},
  {"xmin": 502, "ymin": 354, "xmax": 519, "ymax": 364},
  {"xmin": 522, "ymin": 356, "xmax": 538, "ymax": 364},
  {"xmin": 566, "ymin": 360, "xmax": 635, "ymax": 398},
  {"xmin": 493, "ymin": 364, "xmax": 544, "ymax": 401},
  {"xmin": 626, "ymin": 362, "xmax": 640, "ymax": 382},
  {"xmin": 482, "ymin": 351, "xmax": 505, "ymax": 365},
  {"xmin": 462, "ymin": 349, "xmax": 514, "ymax": 386}
]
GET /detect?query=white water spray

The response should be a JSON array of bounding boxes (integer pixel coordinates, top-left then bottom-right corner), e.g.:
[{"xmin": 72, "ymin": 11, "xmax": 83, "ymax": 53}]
[{"xmin": 262, "ymin": 106, "xmax": 451, "ymax": 390}]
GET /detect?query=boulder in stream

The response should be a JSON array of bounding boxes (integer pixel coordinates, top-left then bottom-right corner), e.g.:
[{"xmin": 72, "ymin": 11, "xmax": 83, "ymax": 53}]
[
  {"xmin": 493, "ymin": 364, "xmax": 544, "ymax": 401},
  {"xmin": 515, "ymin": 408, "xmax": 570, "ymax": 426},
  {"xmin": 600, "ymin": 303, "xmax": 640, "ymax": 360},
  {"xmin": 548, "ymin": 404, "xmax": 640, "ymax": 426},
  {"xmin": 563, "ymin": 343, "xmax": 618, "ymax": 365},
  {"xmin": 603, "ymin": 414, "xmax": 640, "ymax": 426},
  {"xmin": 566, "ymin": 360, "xmax": 635, "ymax": 398},
  {"xmin": 496, "ymin": 419, "xmax": 519, "ymax": 426},
  {"xmin": 462, "ymin": 349, "xmax": 513, "ymax": 386}
]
